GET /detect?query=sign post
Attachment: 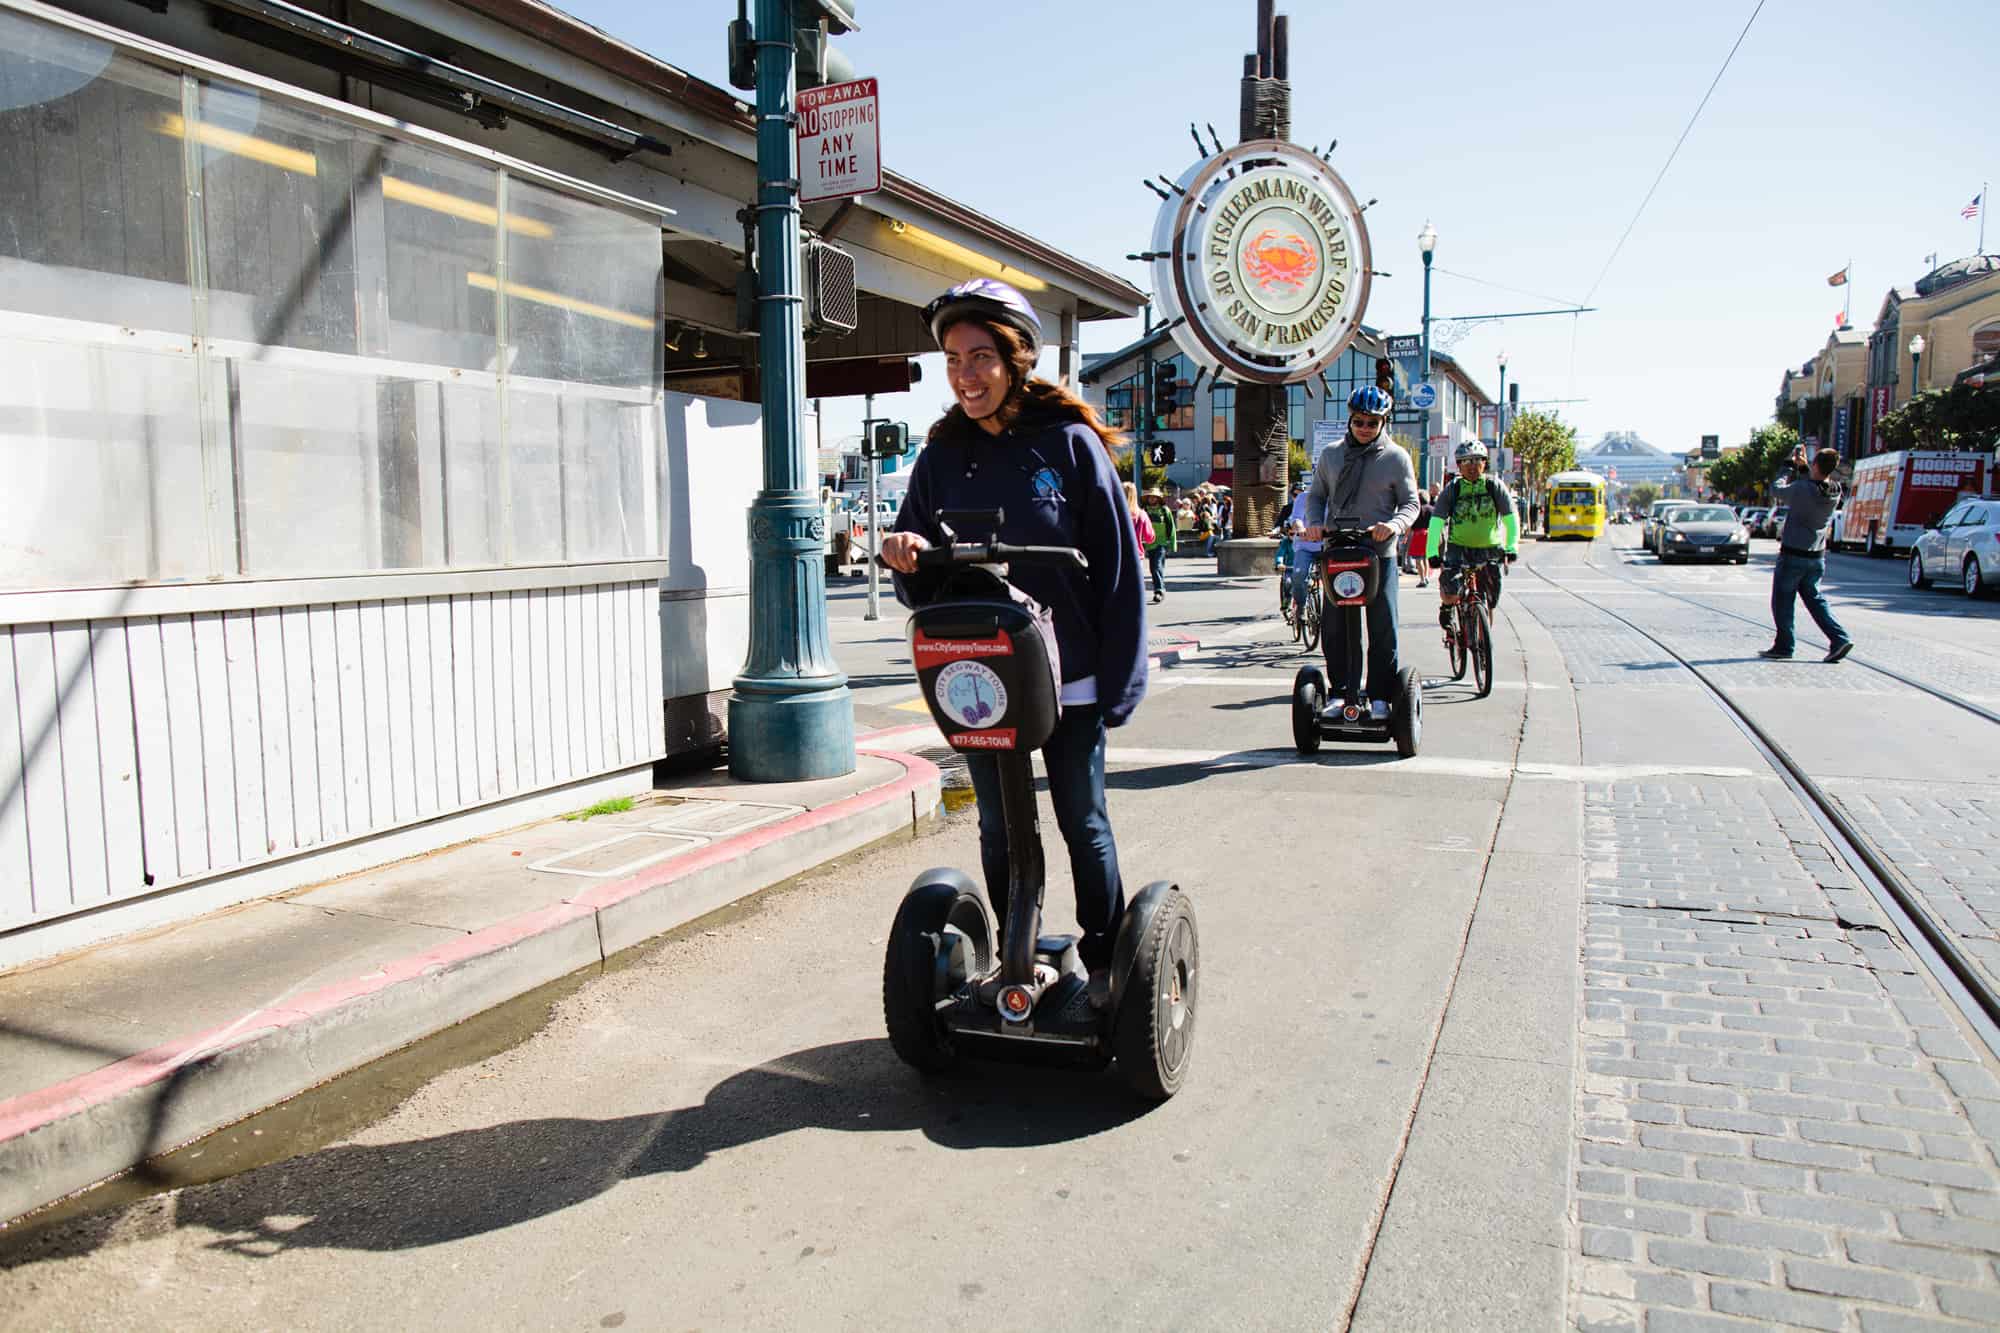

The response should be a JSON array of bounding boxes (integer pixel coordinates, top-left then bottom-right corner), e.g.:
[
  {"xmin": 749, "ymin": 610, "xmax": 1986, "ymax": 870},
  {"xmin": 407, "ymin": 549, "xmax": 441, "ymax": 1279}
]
[{"xmin": 796, "ymin": 77, "xmax": 880, "ymax": 204}]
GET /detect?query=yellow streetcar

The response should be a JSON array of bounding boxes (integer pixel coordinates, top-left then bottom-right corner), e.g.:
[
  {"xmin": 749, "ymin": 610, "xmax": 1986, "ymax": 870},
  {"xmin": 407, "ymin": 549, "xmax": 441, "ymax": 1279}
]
[{"xmin": 1544, "ymin": 470, "xmax": 1608, "ymax": 540}]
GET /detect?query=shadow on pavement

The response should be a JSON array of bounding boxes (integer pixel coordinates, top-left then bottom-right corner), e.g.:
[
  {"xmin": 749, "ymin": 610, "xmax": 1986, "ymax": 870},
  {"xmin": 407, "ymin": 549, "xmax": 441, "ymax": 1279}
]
[{"xmin": 0, "ymin": 1039, "xmax": 1150, "ymax": 1265}]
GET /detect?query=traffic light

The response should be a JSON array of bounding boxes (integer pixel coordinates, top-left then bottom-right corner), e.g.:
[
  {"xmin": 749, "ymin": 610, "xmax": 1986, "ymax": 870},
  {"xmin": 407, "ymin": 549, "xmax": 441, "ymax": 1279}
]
[
  {"xmin": 1375, "ymin": 357, "xmax": 1395, "ymax": 394},
  {"xmin": 1146, "ymin": 441, "xmax": 1176, "ymax": 467},
  {"xmin": 729, "ymin": 2, "xmax": 858, "ymax": 92},
  {"xmin": 867, "ymin": 420, "xmax": 909, "ymax": 459},
  {"xmin": 796, "ymin": 1, "xmax": 858, "ymax": 89},
  {"xmin": 1153, "ymin": 365, "xmax": 1180, "ymax": 422}
]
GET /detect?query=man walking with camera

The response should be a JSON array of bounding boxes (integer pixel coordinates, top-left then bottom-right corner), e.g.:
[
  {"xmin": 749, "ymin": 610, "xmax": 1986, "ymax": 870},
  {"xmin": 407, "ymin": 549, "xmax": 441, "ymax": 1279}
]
[{"xmin": 1761, "ymin": 444, "xmax": 1855, "ymax": 663}]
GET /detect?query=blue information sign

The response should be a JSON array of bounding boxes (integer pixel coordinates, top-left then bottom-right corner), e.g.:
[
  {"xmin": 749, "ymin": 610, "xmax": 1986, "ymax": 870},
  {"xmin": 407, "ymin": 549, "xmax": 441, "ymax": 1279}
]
[{"xmin": 1408, "ymin": 382, "xmax": 1438, "ymax": 411}]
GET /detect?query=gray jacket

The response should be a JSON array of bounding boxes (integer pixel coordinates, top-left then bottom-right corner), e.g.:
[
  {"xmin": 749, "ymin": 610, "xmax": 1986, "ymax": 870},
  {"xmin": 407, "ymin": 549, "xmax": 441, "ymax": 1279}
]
[
  {"xmin": 1304, "ymin": 436, "xmax": 1421, "ymax": 556},
  {"xmin": 1773, "ymin": 465, "xmax": 1842, "ymax": 553}
]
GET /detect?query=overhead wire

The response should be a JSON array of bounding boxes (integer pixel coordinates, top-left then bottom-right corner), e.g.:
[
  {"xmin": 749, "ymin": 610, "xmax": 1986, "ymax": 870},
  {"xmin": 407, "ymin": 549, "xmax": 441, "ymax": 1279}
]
[{"xmin": 1579, "ymin": 0, "xmax": 1767, "ymax": 307}]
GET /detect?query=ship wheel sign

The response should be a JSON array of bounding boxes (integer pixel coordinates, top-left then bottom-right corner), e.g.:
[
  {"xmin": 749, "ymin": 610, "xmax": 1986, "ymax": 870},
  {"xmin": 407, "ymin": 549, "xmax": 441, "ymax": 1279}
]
[{"xmin": 1149, "ymin": 140, "xmax": 1372, "ymax": 385}]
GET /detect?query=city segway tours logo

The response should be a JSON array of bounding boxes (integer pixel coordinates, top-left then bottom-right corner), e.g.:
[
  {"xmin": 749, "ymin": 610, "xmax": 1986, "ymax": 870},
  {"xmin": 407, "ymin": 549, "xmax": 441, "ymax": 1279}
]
[
  {"xmin": 1148, "ymin": 139, "xmax": 1372, "ymax": 385},
  {"xmin": 934, "ymin": 660, "xmax": 1013, "ymax": 748}
]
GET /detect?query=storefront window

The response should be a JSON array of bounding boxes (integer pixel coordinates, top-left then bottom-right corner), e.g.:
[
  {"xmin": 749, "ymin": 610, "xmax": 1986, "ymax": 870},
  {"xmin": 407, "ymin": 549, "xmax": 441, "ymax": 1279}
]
[
  {"xmin": 0, "ymin": 9, "xmax": 663, "ymax": 590},
  {"xmin": 1210, "ymin": 382, "xmax": 1234, "ymax": 452}
]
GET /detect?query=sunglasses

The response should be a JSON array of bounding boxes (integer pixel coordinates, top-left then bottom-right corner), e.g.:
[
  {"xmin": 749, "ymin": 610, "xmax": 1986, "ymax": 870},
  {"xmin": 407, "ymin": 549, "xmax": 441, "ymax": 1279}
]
[{"xmin": 1349, "ymin": 414, "xmax": 1385, "ymax": 430}]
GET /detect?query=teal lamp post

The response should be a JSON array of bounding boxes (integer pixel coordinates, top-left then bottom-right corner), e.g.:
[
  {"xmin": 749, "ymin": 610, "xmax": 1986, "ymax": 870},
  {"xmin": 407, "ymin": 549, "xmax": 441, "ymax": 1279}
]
[
  {"xmin": 728, "ymin": 0, "xmax": 856, "ymax": 781},
  {"xmin": 1417, "ymin": 220, "xmax": 1438, "ymax": 488}
]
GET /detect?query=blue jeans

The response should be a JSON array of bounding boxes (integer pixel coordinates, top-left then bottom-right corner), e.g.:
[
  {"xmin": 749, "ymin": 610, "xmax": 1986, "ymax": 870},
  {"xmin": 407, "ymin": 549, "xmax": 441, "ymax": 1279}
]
[
  {"xmin": 1771, "ymin": 552, "xmax": 1848, "ymax": 653},
  {"xmin": 1146, "ymin": 544, "xmax": 1166, "ymax": 595},
  {"xmin": 1290, "ymin": 550, "xmax": 1317, "ymax": 613},
  {"xmin": 963, "ymin": 704, "xmax": 1124, "ymax": 969},
  {"xmin": 1323, "ymin": 555, "xmax": 1400, "ymax": 698}
]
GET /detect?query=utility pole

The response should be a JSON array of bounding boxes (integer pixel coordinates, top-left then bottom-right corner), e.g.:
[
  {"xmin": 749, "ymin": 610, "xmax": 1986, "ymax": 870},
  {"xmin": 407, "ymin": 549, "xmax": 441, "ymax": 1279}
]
[
  {"xmin": 863, "ymin": 392, "xmax": 879, "ymax": 622},
  {"xmin": 728, "ymin": 0, "xmax": 855, "ymax": 781}
]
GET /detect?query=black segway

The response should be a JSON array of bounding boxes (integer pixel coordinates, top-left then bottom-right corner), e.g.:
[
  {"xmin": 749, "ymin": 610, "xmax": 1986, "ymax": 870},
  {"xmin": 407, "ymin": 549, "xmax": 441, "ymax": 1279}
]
[
  {"xmin": 1292, "ymin": 528, "xmax": 1421, "ymax": 759},
  {"xmin": 881, "ymin": 511, "xmax": 1197, "ymax": 1100}
]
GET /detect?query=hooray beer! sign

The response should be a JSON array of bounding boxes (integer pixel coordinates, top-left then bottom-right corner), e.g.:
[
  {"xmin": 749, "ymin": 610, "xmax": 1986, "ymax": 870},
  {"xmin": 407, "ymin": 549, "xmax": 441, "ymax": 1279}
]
[{"xmin": 1149, "ymin": 140, "xmax": 1372, "ymax": 385}]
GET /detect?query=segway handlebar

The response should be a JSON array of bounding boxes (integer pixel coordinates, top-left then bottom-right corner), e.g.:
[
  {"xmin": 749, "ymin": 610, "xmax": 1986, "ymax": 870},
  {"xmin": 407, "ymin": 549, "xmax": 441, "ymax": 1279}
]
[{"xmin": 911, "ymin": 542, "xmax": 1087, "ymax": 572}]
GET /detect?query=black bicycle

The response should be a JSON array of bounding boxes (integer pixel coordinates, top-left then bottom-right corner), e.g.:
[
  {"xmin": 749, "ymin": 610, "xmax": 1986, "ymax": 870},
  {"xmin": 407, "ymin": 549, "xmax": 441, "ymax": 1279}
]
[{"xmin": 1441, "ymin": 550, "xmax": 1507, "ymax": 698}]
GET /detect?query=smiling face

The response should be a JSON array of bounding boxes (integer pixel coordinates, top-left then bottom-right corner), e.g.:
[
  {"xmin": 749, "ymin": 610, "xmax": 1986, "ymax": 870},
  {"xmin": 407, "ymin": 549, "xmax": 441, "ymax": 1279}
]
[{"xmin": 943, "ymin": 321, "xmax": 1012, "ymax": 432}]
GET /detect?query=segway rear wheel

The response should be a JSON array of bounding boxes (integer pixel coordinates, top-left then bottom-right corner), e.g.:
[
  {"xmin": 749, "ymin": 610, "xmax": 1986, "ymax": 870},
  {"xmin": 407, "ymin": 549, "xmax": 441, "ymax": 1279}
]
[
  {"xmin": 1390, "ymin": 666, "xmax": 1422, "ymax": 758},
  {"xmin": 1114, "ymin": 886, "xmax": 1198, "ymax": 1101},
  {"xmin": 1292, "ymin": 667, "xmax": 1324, "ymax": 755},
  {"xmin": 883, "ymin": 873, "xmax": 992, "ymax": 1073}
]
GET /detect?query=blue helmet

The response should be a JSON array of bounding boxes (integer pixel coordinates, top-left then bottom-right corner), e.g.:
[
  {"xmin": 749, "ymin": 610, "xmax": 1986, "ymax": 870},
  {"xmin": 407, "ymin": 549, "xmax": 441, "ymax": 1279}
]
[
  {"xmin": 1348, "ymin": 385, "xmax": 1393, "ymax": 416},
  {"xmin": 922, "ymin": 278, "xmax": 1043, "ymax": 360}
]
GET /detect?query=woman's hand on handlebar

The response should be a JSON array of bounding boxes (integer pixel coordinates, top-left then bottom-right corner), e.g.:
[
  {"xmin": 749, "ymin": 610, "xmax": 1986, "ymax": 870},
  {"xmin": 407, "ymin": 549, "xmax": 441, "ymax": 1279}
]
[{"xmin": 879, "ymin": 531, "xmax": 930, "ymax": 574}]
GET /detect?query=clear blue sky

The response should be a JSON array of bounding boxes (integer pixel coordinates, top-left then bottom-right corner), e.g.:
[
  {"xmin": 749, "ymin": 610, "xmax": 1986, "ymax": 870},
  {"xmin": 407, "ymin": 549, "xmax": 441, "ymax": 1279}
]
[{"xmin": 561, "ymin": 0, "xmax": 1994, "ymax": 457}]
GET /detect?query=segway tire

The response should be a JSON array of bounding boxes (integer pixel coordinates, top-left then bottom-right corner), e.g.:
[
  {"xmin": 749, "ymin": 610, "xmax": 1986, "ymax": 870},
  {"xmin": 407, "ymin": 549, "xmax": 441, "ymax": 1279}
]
[
  {"xmin": 1114, "ymin": 886, "xmax": 1199, "ymax": 1101},
  {"xmin": 1390, "ymin": 665, "xmax": 1422, "ymax": 758},
  {"xmin": 1292, "ymin": 667, "xmax": 1324, "ymax": 755},
  {"xmin": 883, "ymin": 873, "xmax": 991, "ymax": 1074}
]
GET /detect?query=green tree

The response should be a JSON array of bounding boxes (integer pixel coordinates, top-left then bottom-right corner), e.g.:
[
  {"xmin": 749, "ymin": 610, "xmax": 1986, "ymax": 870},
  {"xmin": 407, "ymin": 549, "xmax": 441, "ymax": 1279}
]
[
  {"xmin": 1505, "ymin": 409, "xmax": 1579, "ymax": 502},
  {"xmin": 1706, "ymin": 422, "xmax": 1798, "ymax": 502},
  {"xmin": 1877, "ymin": 385, "xmax": 2000, "ymax": 453},
  {"xmin": 1627, "ymin": 482, "xmax": 1661, "ymax": 513},
  {"xmin": 1288, "ymin": 439, "xmax": 1311, "ymax": 489}
]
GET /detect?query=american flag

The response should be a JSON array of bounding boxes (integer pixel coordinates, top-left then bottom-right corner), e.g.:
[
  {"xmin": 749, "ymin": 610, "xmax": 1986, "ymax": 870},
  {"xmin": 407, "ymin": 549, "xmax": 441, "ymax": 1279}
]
[{"xmin": 1964, "ymin": 193, "xmax": 1983, "ymax": 220}]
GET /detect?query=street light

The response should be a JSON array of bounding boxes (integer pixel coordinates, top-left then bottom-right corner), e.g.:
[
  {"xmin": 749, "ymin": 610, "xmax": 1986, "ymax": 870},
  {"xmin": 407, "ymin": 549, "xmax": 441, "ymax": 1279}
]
[
  {"xmin": 1496, "ymin": 350, "xmax": 1508, "ymax": 453},
  {"xmin": 1418, "ymin": 222, "xmax": 1437, "ymax": 488},
  {"xmin": 1909, "ymin": 333, "xmax": 1925, "ymax": 400}
]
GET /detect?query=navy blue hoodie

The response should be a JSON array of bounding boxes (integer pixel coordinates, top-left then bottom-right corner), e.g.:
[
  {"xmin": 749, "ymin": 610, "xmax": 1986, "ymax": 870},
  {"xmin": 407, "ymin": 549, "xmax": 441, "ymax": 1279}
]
[{"xmin": 890, "ymin": 407, "xmax": 1148, "ymax": 727}]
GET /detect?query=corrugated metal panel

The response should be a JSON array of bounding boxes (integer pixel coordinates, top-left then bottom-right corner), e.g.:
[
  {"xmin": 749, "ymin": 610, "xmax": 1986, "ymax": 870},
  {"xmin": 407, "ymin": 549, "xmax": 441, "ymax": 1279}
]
[{"xmin": 0, "ymin": 580, "xmax": 662, "ymax": 933}]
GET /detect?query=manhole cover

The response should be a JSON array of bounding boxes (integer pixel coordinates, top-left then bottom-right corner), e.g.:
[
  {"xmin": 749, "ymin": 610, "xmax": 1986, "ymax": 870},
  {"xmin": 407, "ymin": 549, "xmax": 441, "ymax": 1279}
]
[
  {"xmin": 648, "ymin": 800, "xmax": 803, "ymax": 838},
  {"xmin": 530, "ymin": 831, "xmax": 707, "ymax": 878}
]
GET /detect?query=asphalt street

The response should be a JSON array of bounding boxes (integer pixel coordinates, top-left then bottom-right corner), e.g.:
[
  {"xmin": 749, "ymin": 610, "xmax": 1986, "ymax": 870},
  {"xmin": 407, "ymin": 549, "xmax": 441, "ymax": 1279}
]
[{"xmin": 5, "ymin": 532, "xmax": 1999, "ymax": 1331}]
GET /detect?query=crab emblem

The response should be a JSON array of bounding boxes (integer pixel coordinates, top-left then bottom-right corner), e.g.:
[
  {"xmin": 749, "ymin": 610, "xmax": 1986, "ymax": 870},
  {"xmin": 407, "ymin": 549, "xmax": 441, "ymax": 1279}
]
[{"xmin": 1240, "ymin": 229, "xmax": 1319, "ymax": 293}]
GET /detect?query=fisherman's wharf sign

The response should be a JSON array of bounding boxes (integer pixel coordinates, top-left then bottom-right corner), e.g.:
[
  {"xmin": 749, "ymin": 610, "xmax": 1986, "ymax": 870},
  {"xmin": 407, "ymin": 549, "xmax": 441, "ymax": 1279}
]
[{"xmin": 1149, "ymin": 140, "xmax": 1372, "ymax": 385}]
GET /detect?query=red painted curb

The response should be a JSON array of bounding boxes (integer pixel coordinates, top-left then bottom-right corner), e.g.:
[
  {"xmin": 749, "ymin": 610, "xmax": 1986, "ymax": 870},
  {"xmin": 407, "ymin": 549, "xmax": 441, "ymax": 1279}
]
[{"xmin": 0, "ymin": 751, "xmax": 941, "ymax": 1149}]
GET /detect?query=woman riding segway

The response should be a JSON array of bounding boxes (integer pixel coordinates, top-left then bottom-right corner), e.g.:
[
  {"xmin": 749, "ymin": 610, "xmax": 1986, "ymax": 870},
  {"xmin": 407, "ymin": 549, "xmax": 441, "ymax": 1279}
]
[{"xmin": 878, "ymin": 280, "xmax": 1196, "ymax": 1097}]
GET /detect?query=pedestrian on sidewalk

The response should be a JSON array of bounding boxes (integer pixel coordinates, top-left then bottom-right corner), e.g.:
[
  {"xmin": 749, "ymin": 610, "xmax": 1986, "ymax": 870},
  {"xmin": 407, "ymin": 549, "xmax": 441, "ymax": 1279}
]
[
  {"xmin": 882, "ymin": 278, "xmax": 1147, "ymax": 978},
  {"xmin": 1410, "ymin": 487, "xmax": 1436, "ymax": 586},
  {"xmin": 1140, "ymin": 485, "xmax": 1176, "ymax": 602},
  {"xmin": 1761, "ymin": 444, "xmax": 1854, "ymax": 663}
]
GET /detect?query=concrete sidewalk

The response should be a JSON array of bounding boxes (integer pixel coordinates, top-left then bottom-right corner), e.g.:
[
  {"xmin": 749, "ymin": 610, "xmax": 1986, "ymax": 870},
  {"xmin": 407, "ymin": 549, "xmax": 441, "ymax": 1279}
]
[{"xmin": 0, "ymin": 741, "xmax": 942, "ymax": 1227}]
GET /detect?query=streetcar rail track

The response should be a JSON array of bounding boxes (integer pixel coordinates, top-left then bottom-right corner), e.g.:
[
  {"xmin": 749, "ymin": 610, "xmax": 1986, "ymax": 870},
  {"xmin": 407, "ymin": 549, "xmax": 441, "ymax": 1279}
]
[
  {"xmin": 1520, "ymin": 546, "xmax": 2000, "ymax": 1060},
  {"xmin": 1583, "ymin": 540, "xmax": 2000, "ymax": 727}
]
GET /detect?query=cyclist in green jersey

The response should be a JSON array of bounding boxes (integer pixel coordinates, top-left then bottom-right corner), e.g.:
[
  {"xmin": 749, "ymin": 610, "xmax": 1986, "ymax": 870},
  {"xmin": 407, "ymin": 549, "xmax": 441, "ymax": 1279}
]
[{"xmin": 1425, "ymin": 441, "xmax": 1519, "ymax": 631}]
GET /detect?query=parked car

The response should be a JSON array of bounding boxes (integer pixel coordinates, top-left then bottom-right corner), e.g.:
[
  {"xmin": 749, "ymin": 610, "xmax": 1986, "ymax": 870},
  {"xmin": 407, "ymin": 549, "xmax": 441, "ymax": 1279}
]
[
  {"xmin": 1656, "ymin": 504, "xmax": 1751, "ymax": 564},
  {"xmin": 1739, "ymin": 506, "xmax": 1769, "ymax": 537},
  {"xmin": 1643, "ymin": 500, "xmax": 1696, "ymax": 554},
  {"xmin": 1759, "ymin": 506, "xmax": 1788, "ymax": 540},
  {"xmin": 1908, "ymin": 496, "xmax": 2000, "ymax": 597}
]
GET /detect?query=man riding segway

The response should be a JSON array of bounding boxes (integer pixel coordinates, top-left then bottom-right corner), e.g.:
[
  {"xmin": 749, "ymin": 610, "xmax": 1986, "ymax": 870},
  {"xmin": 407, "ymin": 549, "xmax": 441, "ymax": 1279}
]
[{"xmin": 1300, "ymin": 386, "xmax": 1421, "ymax": 721}]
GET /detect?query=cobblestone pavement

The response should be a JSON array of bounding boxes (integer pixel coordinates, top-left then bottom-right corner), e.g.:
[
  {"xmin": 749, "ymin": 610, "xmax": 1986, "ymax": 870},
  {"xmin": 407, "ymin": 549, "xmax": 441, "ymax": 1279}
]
[
  {"xmin": 1513, "ymin": 545, "xmax": 2000, "ymax": 1330},
  {"xmin": 1574, "ymin": 779, "xmax": 2000, "ymax": 1332}
]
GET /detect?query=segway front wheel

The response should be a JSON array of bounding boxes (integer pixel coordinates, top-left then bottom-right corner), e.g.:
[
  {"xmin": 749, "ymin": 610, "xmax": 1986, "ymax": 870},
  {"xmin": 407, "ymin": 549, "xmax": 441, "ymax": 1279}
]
[
  {"xmin": 1114, "ymin": 885, "xmax": 1198, "ymax": 1101},
  {"xmin": 1390, "ymin": 665, "xmax": 1422, "ymax": 758},
  {"xmin": 1292, "ymin": 667, "xmax": 1324, "ymax": 755},
  {"xmin": 883, "ymin": 872, "xmax": 992, "ymax": 1073}
]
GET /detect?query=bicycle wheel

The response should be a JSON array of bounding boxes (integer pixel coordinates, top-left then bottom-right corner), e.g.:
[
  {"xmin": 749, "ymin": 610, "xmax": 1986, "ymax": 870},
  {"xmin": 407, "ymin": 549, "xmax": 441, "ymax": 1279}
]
[
  {"xmin": 1447, "ymin": 604, "xmax": 1468, "ymax": 681},
  {"xmin": 1472, "ymin": 600, "xmax": 1494, "ymax": 699},
  {"xmin": 1300, "ymin": 585, "xmax": 1321, "ymax": 653}
]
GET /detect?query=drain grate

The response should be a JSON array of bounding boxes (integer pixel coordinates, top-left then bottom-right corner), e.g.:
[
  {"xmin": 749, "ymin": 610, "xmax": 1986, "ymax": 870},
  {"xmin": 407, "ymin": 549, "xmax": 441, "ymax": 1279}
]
[{"xmin": 913, "ymin": 742, "xmax": 977, "ymax": 813}]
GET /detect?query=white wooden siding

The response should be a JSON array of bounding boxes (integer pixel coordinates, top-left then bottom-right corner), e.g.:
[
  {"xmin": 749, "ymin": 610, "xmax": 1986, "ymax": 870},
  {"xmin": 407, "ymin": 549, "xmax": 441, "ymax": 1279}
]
[{"xmin": 0, "ymin": 579, "xmax": 663, "ymax": 932}]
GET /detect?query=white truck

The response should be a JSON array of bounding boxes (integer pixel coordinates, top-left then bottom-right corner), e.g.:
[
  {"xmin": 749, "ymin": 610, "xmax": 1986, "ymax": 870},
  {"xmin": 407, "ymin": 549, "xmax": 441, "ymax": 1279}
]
[{"xmin": 1831, "ymin": 451, "xmax": 1990, "ymax": 555}]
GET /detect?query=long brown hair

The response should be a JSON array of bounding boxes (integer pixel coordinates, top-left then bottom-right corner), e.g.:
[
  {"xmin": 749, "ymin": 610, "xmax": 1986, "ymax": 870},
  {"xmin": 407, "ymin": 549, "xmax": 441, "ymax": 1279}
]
[{"xmin": 931, "ymin": 314, "xmax": 1127, "ymax": 453}]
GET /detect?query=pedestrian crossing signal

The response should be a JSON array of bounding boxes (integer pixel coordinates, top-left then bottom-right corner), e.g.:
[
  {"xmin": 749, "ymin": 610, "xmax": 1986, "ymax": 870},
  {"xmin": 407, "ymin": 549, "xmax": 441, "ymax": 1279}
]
[
  {"xmin": 1147, "ymin": 441, "xmax": 1176, "ymax": 467},
  {"xmin": 867, "ymin": 421, "xmax": 910, "ymax": 459}
]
